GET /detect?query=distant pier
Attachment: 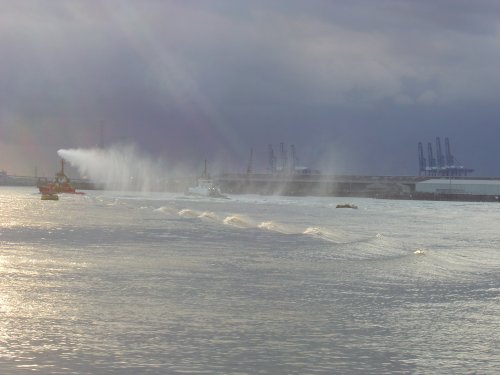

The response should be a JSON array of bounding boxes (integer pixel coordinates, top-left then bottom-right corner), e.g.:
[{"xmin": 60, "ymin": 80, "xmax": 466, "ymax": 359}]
[
  {"xmin": 2, "ymin": 172, "xmax": 499, "ymax": 202},
  {"xmin": 216, "ymin": 173, "xmax": 424, "ymax": 198}
]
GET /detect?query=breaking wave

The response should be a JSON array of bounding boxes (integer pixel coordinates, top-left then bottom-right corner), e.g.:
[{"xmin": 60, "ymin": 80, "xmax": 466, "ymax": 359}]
[
  {"xmin": 303, "ymin": 227, "xmax": 323, "ymax": 236},
  {"xmin": 152, "ymin": 205, "xmax": 423, "ymax": 262},
  {"xmin": 302, "ymin": 226, "xmax": 349, "ymax": 243},
  {"xmin": 178, "ymin": 209, "xmax": 199, "ymax": 218},
  {"xmin": 154, "ymin": 206, "xmax": 177, "ymax": 214},
  {"xmin": 198, "ymin": 211, "xmax": 219, "ymax": 220},
  {"xmin": 223, "ymin": 215, "xmax": 252, "ymax": 228},
  {"xmin": 257, "ymin": 221, "xmax": 294, "ymax": 234}
]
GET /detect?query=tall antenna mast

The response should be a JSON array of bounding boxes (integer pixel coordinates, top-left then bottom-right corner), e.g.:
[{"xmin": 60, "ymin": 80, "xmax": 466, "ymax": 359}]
[
  {"xmin": 268, "ymin": 144, "xmax": 276, "ymax": 173},
  {"xmin": 418, "ymin": 142, "xmax": 426, "ymax": 175},
  {"xmin": 280, "ymin": 142, "xmax": 287, "ymax": 172},
  {"xmin": 290, "ymin": 145, "xmax": 298, "ymax": 173},
  {"xmin": 247, "ymin": 147, "xmax": 253, "ymax": 174},
  {"xmin": 99, "ymin": 121, "xmax": 105, "ymax": 149}
]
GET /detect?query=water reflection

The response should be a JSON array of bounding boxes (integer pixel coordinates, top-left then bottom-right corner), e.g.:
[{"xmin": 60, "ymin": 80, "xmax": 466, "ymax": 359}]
[{"xmin": 0, "ymin": 187, "xmax": 498, "ymax": 374}]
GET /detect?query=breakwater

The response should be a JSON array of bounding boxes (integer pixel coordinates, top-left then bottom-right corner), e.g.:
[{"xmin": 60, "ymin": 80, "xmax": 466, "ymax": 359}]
[{"xmin": 216, "ymin": 173, "xmax": 423, "ymax": 198}]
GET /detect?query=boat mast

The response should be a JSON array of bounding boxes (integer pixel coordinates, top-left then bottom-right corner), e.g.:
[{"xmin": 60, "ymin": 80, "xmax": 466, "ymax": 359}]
[{"xmin": 203, "ymin": 160, "xmax": 209, "ymax": 179}]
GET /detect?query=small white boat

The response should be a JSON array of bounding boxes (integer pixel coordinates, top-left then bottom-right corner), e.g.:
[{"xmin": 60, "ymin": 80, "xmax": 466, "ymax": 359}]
[
  {"xmin": 187, "ymin": 178, "xmax": 227, "ymax": 198},
  {"xmin": 186, "ymin": 160, "xmax": 228, "ymax": 198}
]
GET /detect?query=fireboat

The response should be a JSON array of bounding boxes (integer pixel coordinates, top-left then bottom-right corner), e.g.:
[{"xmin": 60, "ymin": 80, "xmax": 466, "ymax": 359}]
[{"xmin": 38, "ymin": 159, "xmax": 84, "ymax": 195}]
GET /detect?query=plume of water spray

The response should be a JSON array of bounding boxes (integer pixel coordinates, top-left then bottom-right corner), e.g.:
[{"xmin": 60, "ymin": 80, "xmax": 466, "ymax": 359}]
[{"xmin": 58, "ymin": 144, "xmax": 170, "ymax": 192}]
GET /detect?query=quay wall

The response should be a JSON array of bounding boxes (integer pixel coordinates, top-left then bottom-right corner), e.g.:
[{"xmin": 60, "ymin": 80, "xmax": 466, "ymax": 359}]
[
  {"xmin": 3, "ymin": 171, "xmax": 499, "ymax": 202},
  {"xmin": 216, "ymin": 173, "xmax": 422, "ymax": 198}
]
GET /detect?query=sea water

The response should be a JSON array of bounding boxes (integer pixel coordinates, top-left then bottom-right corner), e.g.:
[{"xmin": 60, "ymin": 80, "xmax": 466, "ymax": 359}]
[{"xmin": 0, "ymin": 186, "xmax": 498, "ymax": 374}]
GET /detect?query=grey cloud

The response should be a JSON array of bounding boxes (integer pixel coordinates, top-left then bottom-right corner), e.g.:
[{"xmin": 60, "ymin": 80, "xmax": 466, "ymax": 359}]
[{"xmin": 1, "ymin": 0, "xmax": 499, "ymax": 176}]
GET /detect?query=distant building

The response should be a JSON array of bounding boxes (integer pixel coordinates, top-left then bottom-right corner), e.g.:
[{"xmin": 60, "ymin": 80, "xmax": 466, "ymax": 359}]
[{"xmin": 416, "ymin": 179, "xmax": 500, "ymax": 196}]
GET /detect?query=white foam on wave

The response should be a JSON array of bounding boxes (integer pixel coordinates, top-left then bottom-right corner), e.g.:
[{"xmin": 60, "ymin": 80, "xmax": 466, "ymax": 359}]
[
  {"xmin": 303, "ymin": 227, "xmax": 324, "ymax": 236},
  {"xmin": 303, "ymin": 226, "xmax": 356, "ymax": 243},
  {"xmin": 198, "ymin": 211, "xmax": 219, "ymax": 220},
  {"xmin": 223, "ymin": 215, "xmax": 251, "ymax": 227},
  {"xmin": 257, "ymin": 221, "xmax": 294, "ymax": 234},
  {"xmin": 154, "ymin": 206, "xmax": 177, "ymax": 214},
  {"xmin": 302, "ymin": 227, "xmax": 345, "ymax": 243},
  {"xmin": 178, "ymin": 209, "xmax": 198, "ymax": 217},
  {"xmin": 258, "ymin": 221, "xmax": 278, "ymax": 231}
]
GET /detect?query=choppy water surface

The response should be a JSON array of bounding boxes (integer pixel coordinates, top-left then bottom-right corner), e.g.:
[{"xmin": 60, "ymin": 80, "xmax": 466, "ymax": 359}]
[{"xmin": 1, "ymin": 187, "xmax": 499, "ymax": 374}]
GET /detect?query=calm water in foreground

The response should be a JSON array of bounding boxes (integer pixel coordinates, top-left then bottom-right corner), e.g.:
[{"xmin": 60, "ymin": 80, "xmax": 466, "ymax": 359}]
[{"xmin": 0, "ymin": 186, "xmax": 498, "ymax": 374}]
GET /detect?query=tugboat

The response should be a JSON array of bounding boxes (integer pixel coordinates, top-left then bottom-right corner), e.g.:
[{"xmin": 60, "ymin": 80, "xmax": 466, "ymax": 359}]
[
  {"xmin": 38, "ymin": 159, "xmax": 84, "ymax": 195},
  {"xmin": 186, "ymin": 160, "xmax": 227, "ymax": 198}
]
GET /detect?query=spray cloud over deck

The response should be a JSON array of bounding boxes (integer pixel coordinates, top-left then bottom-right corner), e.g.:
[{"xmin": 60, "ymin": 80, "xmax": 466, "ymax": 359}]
[{"xmin": 58, "ymin": 144, "xmax": 175, "ymax": 192}]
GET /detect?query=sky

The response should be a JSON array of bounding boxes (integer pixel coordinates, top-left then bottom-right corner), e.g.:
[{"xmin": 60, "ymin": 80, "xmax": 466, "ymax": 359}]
[{"xmin": 1, "ymin": 0, "xmax": 500, "ymax": 177}]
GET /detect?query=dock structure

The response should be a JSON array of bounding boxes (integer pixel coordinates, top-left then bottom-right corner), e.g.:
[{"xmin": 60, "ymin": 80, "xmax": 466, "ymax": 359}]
[
  {"xmin": 216, "ymin": 173, "xmax": 424, "ymax": 198},
  {"xmin": 216, "ymin": 173, "xmax": 500, "ymax": 201},
  {"xmin": 418, "ymin": 137, "xmax": 473, "ymax": 177},
  {"xmin": 2, "ymin": 170, "xmax": 499, "ymax": 201}
]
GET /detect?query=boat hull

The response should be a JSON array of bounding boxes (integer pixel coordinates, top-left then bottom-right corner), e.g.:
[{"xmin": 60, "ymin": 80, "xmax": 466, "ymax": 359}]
[
  {"xmin": 41, "ymin": 193, "xmax": 59, "ymax": 200},
  {"xmin": 186, "ymin": 178, "xmax": 228, "ymax": 198},
  {"xmin": 38, "ymin": 183, "xmax": 84, "ymax": 195}
]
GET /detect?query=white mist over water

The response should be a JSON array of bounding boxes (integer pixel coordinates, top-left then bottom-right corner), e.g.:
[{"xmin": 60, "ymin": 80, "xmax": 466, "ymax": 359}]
[{"xmin": 58, "ymin": 144, "xmax": 175, "ymax": 192}]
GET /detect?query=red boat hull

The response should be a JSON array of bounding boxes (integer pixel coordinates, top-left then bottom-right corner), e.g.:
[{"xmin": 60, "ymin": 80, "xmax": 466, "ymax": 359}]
[{"xmin": 38, "ymin": 183, "xmax": 84, "ymax": 195}]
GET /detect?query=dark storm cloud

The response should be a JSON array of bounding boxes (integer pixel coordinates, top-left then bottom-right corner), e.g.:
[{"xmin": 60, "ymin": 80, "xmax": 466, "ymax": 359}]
[{"xmin": 1, "ymin": 0, "xmax": 499, "ymax": 176}]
